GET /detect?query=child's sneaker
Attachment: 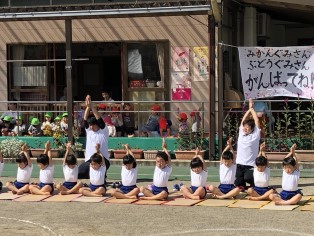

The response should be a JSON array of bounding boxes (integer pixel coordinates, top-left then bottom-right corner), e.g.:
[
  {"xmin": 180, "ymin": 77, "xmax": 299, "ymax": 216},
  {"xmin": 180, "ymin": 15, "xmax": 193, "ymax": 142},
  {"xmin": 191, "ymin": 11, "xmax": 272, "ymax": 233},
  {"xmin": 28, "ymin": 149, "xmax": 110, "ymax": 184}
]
[
  {"xmin": 111, "ymin": 182, "xmax": 117, "ymax": 189},
  {"xmin": 173, "ymin": 184, "xmax": 180, "ymax": 191}
]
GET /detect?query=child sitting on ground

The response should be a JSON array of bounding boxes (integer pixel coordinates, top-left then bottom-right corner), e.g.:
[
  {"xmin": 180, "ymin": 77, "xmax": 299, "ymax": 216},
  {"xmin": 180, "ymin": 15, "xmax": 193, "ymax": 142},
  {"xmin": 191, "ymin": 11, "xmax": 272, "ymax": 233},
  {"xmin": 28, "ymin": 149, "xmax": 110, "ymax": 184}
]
[
  {"xmin": 56, "ymin": 142, "xmax": 82, "ymax": 195},
  {"xmin": 12, "ymin": 115, "xmax": 27, "ymax": 136},
  {"xmin": 121, "ymin": 103, "xmax": 135, "ymax": 137},
  {"xmin": 108, "ymin": 144, "xmax": 139, "ymax": 199},
  {"xmin": 0, "ymin": 116, "xmax": 14, "ymax": 136},
  {"xmin": 104, "ymin": 116, "xmax": 116, "ymax": 137},
  {"xmin": 6, "ymin": 144, "xmax": 33, "ymax": 194},
  {"xmin": 79, "ymin": 144, "xmax": 106, "ymax": 197},
  {"xmin": 29, "ymin": 141, "xmax": 54, "ymax": 195},
  {"xmin": 269, "ymin": 144, "xmax": 303, "ymax": 205},
  {"xmin": 140, "ymin": 138, "xmax": 172, "ymax": 200},
  {"xmin": 60, "ymin": 113, "xmax": 68, "ymax": 136},
  {"xmin": 247, "ymin": 142, "xmax": 275, "ymax": 200},
  {"xmin": 208, "ymin": 138, "xmax": 241, "ymax": 199},
  {"xmin": 140, "ymin": 105, "xmax": 161, "ymax": 137},
  {"xmin": 28, "ymin": 117, "xmax": 42, "ymax": 136},
  {"xmin": 180, "ymin": 148, "xmax": 207, "ymax": 200},
  {"xmin": 177, "ymin": 109, "xmax": 189, "ymax": 135},
  {"xmin": 190, "ymin": 108, "xmax": 202, "ymax": 133}
]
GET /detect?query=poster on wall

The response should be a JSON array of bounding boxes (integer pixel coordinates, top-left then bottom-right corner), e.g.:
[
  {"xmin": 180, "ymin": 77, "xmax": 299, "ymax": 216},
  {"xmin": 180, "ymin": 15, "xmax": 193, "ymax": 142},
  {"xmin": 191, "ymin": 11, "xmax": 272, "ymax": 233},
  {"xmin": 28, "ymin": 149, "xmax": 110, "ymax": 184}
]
[
  {"xmin": 238, "ymin": 46, "xmax": 314, "ymax": 99},
  {"xmin": 171, "ymin": 71, "xmax": 192, "ymax": 100},
  {"xmin": 193, "ymin": 46, "xmax": 209, "ymax": 81},
  {"xmin": 172, "ymin": 47, "xmax": 190, "ymax": 72}
]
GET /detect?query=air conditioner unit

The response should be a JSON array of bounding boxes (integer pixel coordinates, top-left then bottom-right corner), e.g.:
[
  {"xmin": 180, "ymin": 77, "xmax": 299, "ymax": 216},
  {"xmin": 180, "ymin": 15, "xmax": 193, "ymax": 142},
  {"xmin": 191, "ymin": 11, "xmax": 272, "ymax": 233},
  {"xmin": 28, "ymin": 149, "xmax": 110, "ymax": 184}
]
[{"xmin": 257, "ymin": 13, "xmax": 270, "ymax": 37}]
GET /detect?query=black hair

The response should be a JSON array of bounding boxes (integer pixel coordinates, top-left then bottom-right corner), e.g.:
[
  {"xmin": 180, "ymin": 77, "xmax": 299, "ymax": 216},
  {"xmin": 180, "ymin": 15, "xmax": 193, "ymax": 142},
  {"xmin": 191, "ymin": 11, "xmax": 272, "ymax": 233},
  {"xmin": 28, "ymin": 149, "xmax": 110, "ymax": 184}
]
[
  {"xmin": 65, "ymin": 154, "xmax": 77, "ymax": 165},
  {"xmin": 255, "ymin": 156, "xmax": 268, "ymax": 166},
  {"xmin": 190, "ymin": 157, "xmax": 204, "ymax": 169},
  {"xmin": 123, "ymin": 154, "xmax": 137, "ymax": 168},
  {"xmin": 90, "ymin": 153, "xmax": 102, "ymax": 164},
  {"xmin": 282, "ymin": 155, "xmax": 296, "ymax": 167},
  {"xmin": 16, "ymin": 152, "xmax": 28, "ymax": 165},
  {"xmin": 222, "ymin": 150, "xmax": 233, "ymax": 160},
  {"xmin": 243, "ymin": 119, "xmax": 255, "ymax": 130},
  {"xmin": 156, "ymin": 151, "xmax": 169, "ymax": 162},
  {"xmin": 87, "ymin": 116, "xmax": 98, "ymax": 125},
  {"xmin": 37, "ymin": 154, "xmax": 49, "ymax": 166}
]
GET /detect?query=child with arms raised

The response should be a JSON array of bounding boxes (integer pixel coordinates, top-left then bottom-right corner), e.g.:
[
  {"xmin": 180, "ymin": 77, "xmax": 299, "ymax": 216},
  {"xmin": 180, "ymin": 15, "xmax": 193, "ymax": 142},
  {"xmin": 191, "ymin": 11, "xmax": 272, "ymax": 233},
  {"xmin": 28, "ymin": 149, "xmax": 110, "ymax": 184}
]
[
  {"xmin": 180, "ymin": 148, "xmax": 207, "ymax": 200},
  {"xmin": 247, "ymin": 142, "xmax": 275, "ymax": 200},
  {"xmin": 108, "ymin": 144, "xmax": 139, "ymax": 199},
  {"xmin": 56, "ymin": 142, "xmax": 82, "ymax": 195},
  {"xmin": 6, "ymin": 144, "xmax": 33, "ymax": 194},
  {"xmin": 79, "ymin": 144, "xmax": 106, "ymax": 197},
  {"xmin": 29, "ymin": 141, "xmax": 54, "ymax": 195},
  {"xmin": 269, "ymin": 144, "xmax": 302, "ymax": 205},
  {"xmin": 208, "ymin": 138, "xmax": 241, "ymax": 199},
  {"xmin": 140, "ymin": 139, "xmax": 171, "ymax": 200}
]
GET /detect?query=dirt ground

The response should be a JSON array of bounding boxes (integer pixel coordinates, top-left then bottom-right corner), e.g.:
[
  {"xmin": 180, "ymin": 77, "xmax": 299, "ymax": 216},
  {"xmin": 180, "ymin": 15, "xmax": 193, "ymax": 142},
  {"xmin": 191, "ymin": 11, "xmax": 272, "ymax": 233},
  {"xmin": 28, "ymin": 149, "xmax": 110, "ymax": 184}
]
[{"xmin": 0, "ymin": 177, "xmax": 314, "ymax": 236}]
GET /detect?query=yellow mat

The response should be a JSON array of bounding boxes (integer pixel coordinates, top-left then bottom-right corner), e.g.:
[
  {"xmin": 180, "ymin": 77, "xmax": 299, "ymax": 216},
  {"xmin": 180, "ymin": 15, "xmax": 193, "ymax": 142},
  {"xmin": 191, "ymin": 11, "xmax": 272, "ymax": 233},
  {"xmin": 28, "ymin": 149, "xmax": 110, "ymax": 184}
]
[
  {"xmin": 168, "ymin": 192, "xmax": 183, "ymax": 200},
  {"xmin": 228, "ymin": 199, "xmax": 270, "ymax": 209},
  {"xmin": 163, "ymin": 198, "xmax": 203, "ymax": 206},
  {"xmin": 196, "ymin": 199, "xmax": 237, "ymax": 207},
  {"xmin": 72, "ymin": 196, "xmax": 110, "ymax": 203},
  {"xmin": 260, "ymin": 196, "xmax": 311, "ymax": 211},
  {"xmin": 0, "ymin": 192, "xmax": 25, "ymax": 200},
  {"xmin": 104, "ymin": 198, "xmax": 138, "ymax": 204},
  {"xmin": 13, "ymin": 194, "xmax": 51, "ymax": 202},
  {"xmin": 300, "ymin": 197, "xmax": 314, "ymax": 211},
  {"xmin": 133, "ymin": 199, "xmax": 167, "ymax": 205},
  {"xmin": 43, "ymin": 194, "xmax": 82, "ymax": 202}
]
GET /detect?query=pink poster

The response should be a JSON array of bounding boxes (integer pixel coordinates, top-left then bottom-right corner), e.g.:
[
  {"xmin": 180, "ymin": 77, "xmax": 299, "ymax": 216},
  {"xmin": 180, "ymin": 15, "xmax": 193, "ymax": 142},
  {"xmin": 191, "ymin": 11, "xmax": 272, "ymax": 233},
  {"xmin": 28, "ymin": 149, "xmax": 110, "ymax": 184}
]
[
  {"xmin": 171, "ymin": 72, "xmax": 192, "ymax": 100},
  {"xmin": 172, "ymin": 47, "xmax": 190, "ymax": 72}
]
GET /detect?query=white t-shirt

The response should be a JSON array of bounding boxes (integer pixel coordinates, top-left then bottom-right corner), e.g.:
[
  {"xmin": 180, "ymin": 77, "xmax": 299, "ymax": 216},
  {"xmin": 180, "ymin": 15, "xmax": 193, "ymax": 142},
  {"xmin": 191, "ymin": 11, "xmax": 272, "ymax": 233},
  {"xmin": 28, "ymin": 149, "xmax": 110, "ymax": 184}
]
[
  {"xmin": 190, "ymin": 169, "xmax": 207, "ymax": 187},
  {"xmin": 282, "ymin": 169, "xmax": 299, "ymax": 191},
  {"xmin": 39, "ymin": 165, "xmax": 54, "ymax": 184},
  {"xmin": 153, "ymin": 165, "xmax": 172, "ymax": 187},
  {"xmin": 236, "ymin": 125, "xmax": 261, "ymax": 166},
  {"xmin": 219, "ymin": 163, "xmax": 236, "ymax": 184},
  {"xmin": 85, "ymin": 126, "xmax": 109, "ymax": 162},
  {"xmin": 121, "ymin": 166, "xmax": 138, "ymax": 186},
  {"xmin": 63, "ymin": 164, "xmax": 78, "ymax": 182},
  {"xmin": 90, "ymin": 165, "xmax": 106, "ymax": 186},
  {"xmin": 17, "ymin": 165, "xmax": 33, "ymax": 183},
  {"xmin": 254, "ymin": 167, "xmax": 270, "ymax": 188},
  {"xmin": 0, "ymin": 162, "xmax": 4, "ymax": 176}
]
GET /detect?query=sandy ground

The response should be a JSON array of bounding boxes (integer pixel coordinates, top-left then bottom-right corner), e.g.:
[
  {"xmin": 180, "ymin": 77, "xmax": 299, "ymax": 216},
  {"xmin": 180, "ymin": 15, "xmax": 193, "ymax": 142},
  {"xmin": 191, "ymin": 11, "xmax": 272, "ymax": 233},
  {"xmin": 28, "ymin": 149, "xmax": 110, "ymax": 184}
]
[{"xmin": 0, "ymin": 177, "xmax": 314, "ymax": 236}]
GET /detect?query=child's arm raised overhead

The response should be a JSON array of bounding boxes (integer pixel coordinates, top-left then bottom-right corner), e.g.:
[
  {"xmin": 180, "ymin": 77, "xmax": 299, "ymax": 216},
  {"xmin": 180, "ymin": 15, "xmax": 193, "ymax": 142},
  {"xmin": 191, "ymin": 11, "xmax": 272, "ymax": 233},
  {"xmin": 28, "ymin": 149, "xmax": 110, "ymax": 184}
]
[
  {"xmin": 84, "ymin": 95, "xmax": 91, "ymax": 121},
  {"xmin": 258, "ymin": 142, "xmax": 266, "ymax": 157},
  {"xmin": 44, "ymin": 140, "xmax": 52, "ymax": 166},
  {"xmin": 194, "ymin": 147, "xmax": 206, "ymax": 170},
  {"xmin": 162, "ymin": 138, "xmax": 171, "ymax": 166},
  {"xmin": 21, "ymin": 144, "xmax": 32, "ymax": 167},
  {"xmin": 248, "ymin": 98, "xmax": 260, "ymax": 129},
  {"xmin": 124, "ymin": 144, "xmax": 134, "ymax": 157},
  {"xmin": 289, "ymin": 143, "xmax": 299, "ymax": 170},
  {"xmin": 221, "ymin": 137, "xmax": 233, "ymax": 163},
  {"xmin": 63, "ymin": 142, "xmax": 72, "ymax": 165},
  {"xmin": 95, "ymin": 143, "xmax": 105, "ymax": 167}
]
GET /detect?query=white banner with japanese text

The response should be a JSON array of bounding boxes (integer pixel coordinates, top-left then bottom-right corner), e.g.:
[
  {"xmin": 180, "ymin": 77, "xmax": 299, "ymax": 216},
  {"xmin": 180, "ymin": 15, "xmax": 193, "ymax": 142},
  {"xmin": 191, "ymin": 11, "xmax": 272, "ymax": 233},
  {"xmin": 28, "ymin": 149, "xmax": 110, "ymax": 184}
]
[{"xmin": 238, "ymin": 46, "xmax": 314, "ymax": 99}]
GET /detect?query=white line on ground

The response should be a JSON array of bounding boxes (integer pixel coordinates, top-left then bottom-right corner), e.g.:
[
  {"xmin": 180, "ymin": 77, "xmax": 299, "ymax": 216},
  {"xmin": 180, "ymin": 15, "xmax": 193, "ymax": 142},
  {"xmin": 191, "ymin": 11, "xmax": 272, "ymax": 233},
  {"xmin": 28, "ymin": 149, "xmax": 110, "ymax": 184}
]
[
  {"xmin": 0, "ymin": 216, "xmax": 62, "ymax": 236},
  {"xmin": 149, "ymin": 228, "xmax": 313, "ymax": 236}
]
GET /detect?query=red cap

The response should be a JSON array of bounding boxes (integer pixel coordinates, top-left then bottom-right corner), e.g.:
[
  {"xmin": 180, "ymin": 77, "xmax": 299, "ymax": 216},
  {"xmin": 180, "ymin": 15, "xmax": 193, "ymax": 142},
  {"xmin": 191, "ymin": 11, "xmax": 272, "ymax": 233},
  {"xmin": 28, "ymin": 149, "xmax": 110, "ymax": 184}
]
[
  {"xmin": 104, "ymin": 116, "xmax": 114, "ymax": 125},
  {"xmin": 190, "ymin": 111, "xmax": 196, "ymax": 117},
  {"xmin": 151, "ymin": 105, "xmax": 161, "ymax": 111},
  {"xmin": 111, "ymin": 107, "xmax": 120, "ymax": 112},
  {"xmin": 158, "ymin": 117, "xmax": 167, "ymax": 129},
  {"xmin": 179, "ymin": 113, "xmax": 188, "ymax": 120},
  {"xmin": 98, "ymin": 104, "xmax": 106, "ymax": 110}
]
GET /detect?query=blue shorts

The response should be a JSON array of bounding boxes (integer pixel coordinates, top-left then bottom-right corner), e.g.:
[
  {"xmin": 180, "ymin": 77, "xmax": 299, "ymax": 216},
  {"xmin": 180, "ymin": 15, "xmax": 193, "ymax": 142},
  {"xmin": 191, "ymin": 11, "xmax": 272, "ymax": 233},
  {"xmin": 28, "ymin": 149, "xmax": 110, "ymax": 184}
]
[
  {"xmin": 218, "ymin": 184, "xmax": 235, "ymax": 194},
  {"xmin": 253, "ymin": 186, "xmax": 272, "ymax": 196},
  {"xmin": 152, "ymin": 185, "xmax": 169, "ymax": 195},
  {"xmin": 191, "ymin": 186, "xmax": 207, "ymax": 199},
  {"xmin": 14, "ymin": 181, "xmax": 29, "ymax": 189},
  {"xmin": 62, "ymin": 182, "xmax": 77, "ymax": 190},
  {"xmin": 38, "ymin": 182, "xmax": 54, "ymax": 194},
  {"xmin": 120, "ymin": 185, "xmax": 137, "ymax": 194},
  {"xmin": 279, "ymin": 190, "xmax": 303, "ymax": 201},
  {"xmin": 89, "ymin": 183, "xmax": 106, "ymax": 192}
]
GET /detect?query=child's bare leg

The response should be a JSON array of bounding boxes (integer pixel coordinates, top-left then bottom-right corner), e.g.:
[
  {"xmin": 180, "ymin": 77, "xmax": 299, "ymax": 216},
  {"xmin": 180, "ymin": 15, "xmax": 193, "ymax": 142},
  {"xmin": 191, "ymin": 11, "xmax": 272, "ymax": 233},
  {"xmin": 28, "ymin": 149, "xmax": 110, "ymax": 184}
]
[
  {"xmin": 125, "ymin": 187, "xmax": 140, "ymax": 199},
  {"xmin": 207, "ymin": 185, "xmax": 224, "ymax": 196},
  {"xmin": 17, "ymin": 184, "xmax": 30, "ymax": 195},
  {"xmin": 181, "ymin": 185, "xmax": 196, "ymax": 199},
  {"xmin": 140, "ymin": 186, "xmax": 154, "ymax": 197},
  {"xmin": 192, "ymin": 187, "xmax": 206, "ymax": 200},
  {"xmin": 80, "ymin": 187, "xmax": 105, "ymax": 197},
  {"xmin": 30, "ymin": 185, "xmax": 52, "ymax": 195},
  {"xmin": 249, "ymin": 189, "xmax": 275, "ymax": 201},
  {"xmin": 275, "ymin": 194, "xmax": 302, "ymax": 205},
  {"xmin": 67, "ymin": 182, "xmax": 83, "ymax": 194},
  {"xmin": 112, "ymin": 189, "xmax": 138, "ymax": 199},
  {"xmin": 216, "ymin": 188, "xmax": 241, "ymax": 199},
  {"xmin": 56, "ymin": 183, "xmax": 69, "ymax": 194},
  {"xmin": 6, "ymin": 182, "xmax": 18, "ymax": 194},
  {"xmin": 140, "ymin": 190, "xmax": 168, "ymax": 200}
]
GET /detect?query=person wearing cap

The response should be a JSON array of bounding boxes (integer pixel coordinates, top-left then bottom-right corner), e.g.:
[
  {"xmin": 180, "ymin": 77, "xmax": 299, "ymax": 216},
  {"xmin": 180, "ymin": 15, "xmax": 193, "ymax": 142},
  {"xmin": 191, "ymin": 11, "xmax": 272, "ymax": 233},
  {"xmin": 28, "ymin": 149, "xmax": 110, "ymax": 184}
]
[
  {"xmin": 104, "ymin": 116, "xmax": 116, "ymax": 137},
  {"xmin": 52, "ymin": 115, "xmax": 62, "ymax": 132},
  {"xmin": 28, "ymin": 117, "xmax": 42, "ymax": 136},
  {"xmin": 41, "ymin": 112, "xmax": 53, "ymax": 131},
  {"xmin": 190, "ymin": 108, "xmax": 202, "ymax": 133},
  {"xmin": 12, "ymin": 115, "xmax": 27, "ymax": 136},
  {"xmin": 78, "ymin": 95, "xmax": 110, "ymax": 180},
  {"xmin": 61, "ymin": 112, "xmax": 69, "ymax": 136},
  {"xmin": 140, "ymin": 105, "xmax": 161, "ymax": 137},
  {"xmin": 0, "ymin": 100, "xmax": 18, "ymax": 125},
  {"xmin": 121, "ymin": 103, "xmax": 135, "ymax": 137},
  {"xmin": 177, "ymin": 110, "xmax": 189, "ymax": 135},
  {"xmin": 0, "ymin": 116, "xmax": 14, "ymax": 136}
]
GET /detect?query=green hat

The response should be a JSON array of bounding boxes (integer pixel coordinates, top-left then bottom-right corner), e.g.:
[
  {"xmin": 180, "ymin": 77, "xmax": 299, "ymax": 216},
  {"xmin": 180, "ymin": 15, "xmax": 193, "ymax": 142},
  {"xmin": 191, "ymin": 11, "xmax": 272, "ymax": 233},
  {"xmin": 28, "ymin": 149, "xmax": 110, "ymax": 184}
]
[
  {"xmin": 31, "ymin": 117, "xmax": 40, "ymax": 125},
  {"xmin": 29, "ymin": 115, "xmax": 35, "ymax": 123},
  {"xmin": 17, "ymin": 115, "xmax": 23, "ymax": 120},
  {"xmin": 3, "ymin": 116, "xmax": 12, "ymax": 122},
  {"xmin": 54, "ymin": 116, "xmax": 61, "ymax": 121},
  {"xmin": 45, "ymin": 112, "xmax": 53, "ymax": 118},
  {"xmin": 62, "ymin": 112, "xmax": 68, "ymax": 117}
]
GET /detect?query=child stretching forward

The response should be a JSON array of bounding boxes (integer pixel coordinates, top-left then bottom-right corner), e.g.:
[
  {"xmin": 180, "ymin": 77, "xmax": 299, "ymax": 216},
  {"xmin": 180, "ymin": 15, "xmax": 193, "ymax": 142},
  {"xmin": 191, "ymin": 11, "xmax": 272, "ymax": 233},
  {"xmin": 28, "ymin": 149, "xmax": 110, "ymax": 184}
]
[
  {"xmin": 269, "ymin": 144, "xmax": 303, "ymax": 205},
  {"xmin": 109, "ymin": 144, "xmax": 139, "ymax": 199},
  {"xmin": 29, "ymin": 141, "xmax": 54, "ymax": 195},
  {"xmin": 56, "ymin": 142, "xmax": 82, "ymax": 195},
  {"xmin": 247, "ymin": 142, "xmax": 275, "ymax": 200},
  {"xmin": 180, "ymin": 148, "xmax": 207, "ymax": 200},
  {"xmin": 79, "ymin": 144, "xmax": 106, "ymax": 197},
  {"xmin": 208, "ymin": 138, "xmax": 241, "ymax": 199},
  {"xmin": 6, "ymin": 144, "xmax": 33, "ymax": 194},
  {"xmin": 140, "ymin": 138, "xmax": 172, "ymax": 200}
]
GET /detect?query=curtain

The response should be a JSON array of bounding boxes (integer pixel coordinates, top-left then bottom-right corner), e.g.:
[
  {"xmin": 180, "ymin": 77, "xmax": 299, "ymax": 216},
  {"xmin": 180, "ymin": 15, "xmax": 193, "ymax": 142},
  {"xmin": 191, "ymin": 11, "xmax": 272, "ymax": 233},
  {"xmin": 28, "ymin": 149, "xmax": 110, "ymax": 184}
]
[
  {"xmin": 13, "ymin": 45, "xmax": 24, "ymax": 86},
  {"xmin": 156, "ymin": 43, "xmax": 164, "ymax": 83}
]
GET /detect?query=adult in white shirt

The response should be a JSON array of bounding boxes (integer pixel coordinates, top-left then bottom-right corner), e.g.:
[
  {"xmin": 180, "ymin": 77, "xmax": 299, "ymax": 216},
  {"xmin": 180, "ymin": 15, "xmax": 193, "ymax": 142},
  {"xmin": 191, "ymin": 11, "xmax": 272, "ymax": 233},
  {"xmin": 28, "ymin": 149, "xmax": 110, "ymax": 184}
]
[
  {"xmin": 78, "ymin": 95, "xmax": 110, "ymax": 180},
  {"xmin": 235, "ymin": 98, "xmax": 261, "ymax": 190}
]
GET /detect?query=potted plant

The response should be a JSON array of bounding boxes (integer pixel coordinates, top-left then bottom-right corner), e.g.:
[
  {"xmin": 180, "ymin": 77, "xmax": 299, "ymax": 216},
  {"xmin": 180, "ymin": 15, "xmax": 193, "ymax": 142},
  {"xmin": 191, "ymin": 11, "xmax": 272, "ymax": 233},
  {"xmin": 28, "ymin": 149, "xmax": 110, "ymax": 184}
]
[
  {"xmin": 0, "ymin": 138, "xmax": 24, "ymax": 161},
  {"xmin": 73, "ymin": 141, "xmax": 85, "ymax": 159},
  {"xmin": 53, "ymin": 129, "xmax": 67, "ymax": 158},
  {"xmin": 113, "ymin": 143, "xmax": 143, "ymax": 159}
]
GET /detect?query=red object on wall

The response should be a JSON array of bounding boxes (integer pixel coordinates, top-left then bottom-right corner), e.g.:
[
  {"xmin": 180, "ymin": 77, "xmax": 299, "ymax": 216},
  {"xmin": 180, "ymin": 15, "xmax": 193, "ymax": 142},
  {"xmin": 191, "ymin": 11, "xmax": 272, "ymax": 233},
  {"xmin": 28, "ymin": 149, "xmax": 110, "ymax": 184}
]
[{"xmin": 172, "ymin": 88, "xmax": 191, "ymax": 100}]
